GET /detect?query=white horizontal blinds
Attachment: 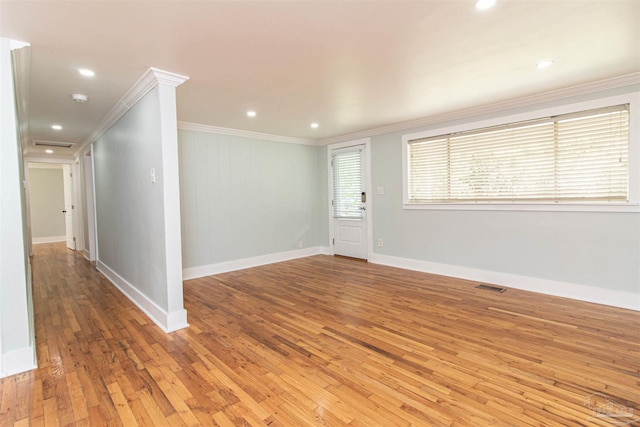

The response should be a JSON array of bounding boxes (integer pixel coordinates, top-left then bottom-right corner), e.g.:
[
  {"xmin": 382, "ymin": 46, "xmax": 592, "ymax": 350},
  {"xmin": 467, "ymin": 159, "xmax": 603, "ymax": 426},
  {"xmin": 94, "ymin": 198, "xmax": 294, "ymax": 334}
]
[
  {"xmin": 556, "ymin": 108, "xmax": 629, "ymax": 201},
  {"xmin": 449, "ymin": 121, "xmax": 556, "ymax": 201},
  {"xmin": 332, "ymin": 148, "xmax": 363, "ymax": 218},
  {"xmin": 408, "ymin": 104, "xmax": 629, "ymax": 203},
  {"xmin": 408, "ymin": 138, "xmax": 449, "ymax": 202}
]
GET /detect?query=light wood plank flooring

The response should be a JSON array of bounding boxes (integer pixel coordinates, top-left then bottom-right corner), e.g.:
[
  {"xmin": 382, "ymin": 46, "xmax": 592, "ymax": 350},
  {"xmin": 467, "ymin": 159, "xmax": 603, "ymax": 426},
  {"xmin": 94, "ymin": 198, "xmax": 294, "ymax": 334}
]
[{"xmin": 1, "ymin": 243, "xmax": 638, "ymax": 426}]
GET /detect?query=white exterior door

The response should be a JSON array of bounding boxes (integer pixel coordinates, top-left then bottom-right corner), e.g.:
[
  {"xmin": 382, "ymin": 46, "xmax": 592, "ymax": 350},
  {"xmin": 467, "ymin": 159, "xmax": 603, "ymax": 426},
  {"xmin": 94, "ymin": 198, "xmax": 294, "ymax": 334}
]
[
  {"xmin": 62, "ymin": 164, "xmax": 75, "ymax": 250},
  {"xmin": 331, "ymin": 144, "xmax": 368, "ymax": 259}
]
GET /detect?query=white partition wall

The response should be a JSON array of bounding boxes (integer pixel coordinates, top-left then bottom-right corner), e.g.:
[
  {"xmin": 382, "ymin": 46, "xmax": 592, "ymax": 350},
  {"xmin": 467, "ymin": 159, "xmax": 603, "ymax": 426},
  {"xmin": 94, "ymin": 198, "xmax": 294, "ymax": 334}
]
[
  {"xmin": 93, "ymin": 69, "xmax": 189, "ymax": 332},
  {"xmin": 0, "ymin": 38, "xmax": 36, "ymax": 377}
]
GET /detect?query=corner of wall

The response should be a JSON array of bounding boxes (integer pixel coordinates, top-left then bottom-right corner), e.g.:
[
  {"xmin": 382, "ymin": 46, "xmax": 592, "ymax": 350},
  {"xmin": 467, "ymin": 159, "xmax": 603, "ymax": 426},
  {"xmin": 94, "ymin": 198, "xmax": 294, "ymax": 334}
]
[
  {"xmin": 183, "ymin": 246, "xmax": 330, "ymax": 280},
  {"xmin": 1, "ymin": 345, "xmax": 36, "ymax": 378},
  {"xmin": 97, "ymin": 260, "xmax": 188, "ymax": 332}
]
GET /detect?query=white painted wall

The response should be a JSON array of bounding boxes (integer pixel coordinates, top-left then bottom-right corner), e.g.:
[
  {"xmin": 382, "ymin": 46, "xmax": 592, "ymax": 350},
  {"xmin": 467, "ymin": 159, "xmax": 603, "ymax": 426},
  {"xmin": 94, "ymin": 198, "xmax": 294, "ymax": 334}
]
[
  {"xmin": 178, "ymin": 129, "xmax": 329, "ymax": 277},
  {"xmin": 93, "ymin": 76, "xmax": 187, "ymax": 332},
  {"xmin": 0, "ymin": 38, "xmax": 36, "ymax": 377},
  {"xmin": 369, "ymin": 85, "xmax": 640, "ymax": 310},
  {"xmin": 28, "ymin": 166, "xmax": 65, "ymax": 241}
]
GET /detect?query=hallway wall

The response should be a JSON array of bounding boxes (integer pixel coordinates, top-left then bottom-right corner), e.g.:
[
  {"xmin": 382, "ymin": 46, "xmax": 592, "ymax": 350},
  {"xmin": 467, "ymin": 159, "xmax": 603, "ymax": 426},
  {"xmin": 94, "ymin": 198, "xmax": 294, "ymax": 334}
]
[{"xmin": 92, "ymin": 69, "xmax": 188, "ymax": 333}]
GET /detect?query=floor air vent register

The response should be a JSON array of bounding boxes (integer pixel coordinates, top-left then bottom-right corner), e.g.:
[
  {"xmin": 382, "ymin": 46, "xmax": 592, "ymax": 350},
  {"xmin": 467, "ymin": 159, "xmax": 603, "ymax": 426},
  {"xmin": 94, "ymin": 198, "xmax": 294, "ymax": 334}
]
[{"xmin": 476, "ymin": 284, "xmax": 507, "ymax": 293}]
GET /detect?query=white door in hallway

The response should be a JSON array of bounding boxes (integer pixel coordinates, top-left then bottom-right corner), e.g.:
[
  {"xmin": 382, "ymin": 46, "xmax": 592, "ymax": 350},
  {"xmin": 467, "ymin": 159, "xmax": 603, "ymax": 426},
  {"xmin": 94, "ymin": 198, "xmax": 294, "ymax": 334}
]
[
  {"xmin": 62, "ymin": 164, "xmax": 75, "ymax": 250},
  {"xmin": 331, "ymin": 144, "xmax": 368, "ymax": 259}
]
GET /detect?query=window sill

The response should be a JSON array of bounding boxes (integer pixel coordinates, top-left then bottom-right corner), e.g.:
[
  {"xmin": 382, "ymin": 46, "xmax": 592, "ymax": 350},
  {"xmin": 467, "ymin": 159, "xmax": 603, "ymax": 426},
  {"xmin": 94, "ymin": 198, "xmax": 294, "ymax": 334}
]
[{"xmin": 402, "ymin": 202, "xmax": 640, "ymax": 213}]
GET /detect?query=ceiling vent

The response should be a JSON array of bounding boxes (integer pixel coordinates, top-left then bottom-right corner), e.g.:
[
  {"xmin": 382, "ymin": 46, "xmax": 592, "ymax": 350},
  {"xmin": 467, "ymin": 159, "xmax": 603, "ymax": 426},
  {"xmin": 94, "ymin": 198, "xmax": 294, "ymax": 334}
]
[
  {"xmin": 33, "ymin": 140, "xmax": 75, "ymax": 148},
  {"xmin": 72, "ymin": 93, "xmax": 88, "ymax": 103}
]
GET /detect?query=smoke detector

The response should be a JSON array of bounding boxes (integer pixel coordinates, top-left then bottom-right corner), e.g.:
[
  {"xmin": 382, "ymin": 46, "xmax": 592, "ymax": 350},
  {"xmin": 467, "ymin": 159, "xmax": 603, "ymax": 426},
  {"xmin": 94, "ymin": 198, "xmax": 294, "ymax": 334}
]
[{"xmin": 71, "ymin": 93, "xmax": 88, "ymax": 103}]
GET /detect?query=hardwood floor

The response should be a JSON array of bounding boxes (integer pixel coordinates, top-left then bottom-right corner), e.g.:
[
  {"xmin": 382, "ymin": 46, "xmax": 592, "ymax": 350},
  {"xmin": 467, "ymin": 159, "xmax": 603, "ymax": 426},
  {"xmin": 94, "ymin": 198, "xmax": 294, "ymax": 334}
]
[{"xmin": 1, "ymin": 243, "xmax": 638, "ymax": 426}]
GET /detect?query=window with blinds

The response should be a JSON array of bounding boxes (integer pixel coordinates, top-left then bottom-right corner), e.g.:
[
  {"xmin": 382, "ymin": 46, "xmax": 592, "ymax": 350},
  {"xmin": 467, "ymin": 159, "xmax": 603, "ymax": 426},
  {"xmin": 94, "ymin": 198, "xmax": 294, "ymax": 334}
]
[
  {"xmin": 407, "ymin": 104, "xmax": 629, "ymax": 204},
  {"xmin": 332, "ymin": 149, "xmax": 363, "ymax": 218}
]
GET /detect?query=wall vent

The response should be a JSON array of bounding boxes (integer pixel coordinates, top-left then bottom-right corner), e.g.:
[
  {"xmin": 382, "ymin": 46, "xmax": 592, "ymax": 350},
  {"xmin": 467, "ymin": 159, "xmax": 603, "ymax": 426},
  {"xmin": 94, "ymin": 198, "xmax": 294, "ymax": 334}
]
[
  {"xmin": 476, "ymin": 284, "xmax": 507, "ymax": 293},
  {"xmin": 33, "ymin": 140, "xmax": 75, "ymax": 148}
]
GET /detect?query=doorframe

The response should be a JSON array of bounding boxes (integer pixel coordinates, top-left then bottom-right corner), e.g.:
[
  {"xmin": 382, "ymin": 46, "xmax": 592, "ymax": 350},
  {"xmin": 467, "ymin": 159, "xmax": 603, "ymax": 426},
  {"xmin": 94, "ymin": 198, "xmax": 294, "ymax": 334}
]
[
  {"xmin": 72, "ymin": 158, "xmax": 85, "ymax": 254},
  {"xmin": 23, "ymin": 157, "xmax": 83, "ymax": 254},
  {"xmin": 83, "ymin": 149, "xmax": 97, "ymax": 261},
  {"xmin": 327, "ymin": 137, "xmax": 373, "ymax": 260}
]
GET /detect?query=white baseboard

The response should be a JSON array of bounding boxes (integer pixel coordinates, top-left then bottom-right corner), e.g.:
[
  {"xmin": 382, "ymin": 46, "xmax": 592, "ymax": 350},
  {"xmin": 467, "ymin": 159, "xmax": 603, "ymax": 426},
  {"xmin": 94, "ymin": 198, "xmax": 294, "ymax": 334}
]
[
  {"xmin": 32, "ymin": 235, "xmax": 65, "ymax": 244},
  {"xmin": 83, "ymin": 249, "xmax": 97, "ymax": 262},
  {"xmin": 97, "ymin": 261, "xmax": 188, "ymax": 333},
  {"xmin": 183, "ymin": 246, "xmax": 331, "ymax": 280},
  {"xmin": 369, "ymin": 253, "xmax": 639, "ymax": 311},
  {"xmin": 1, "ymin": 346, "xmax": 36, "ymax": 378}
]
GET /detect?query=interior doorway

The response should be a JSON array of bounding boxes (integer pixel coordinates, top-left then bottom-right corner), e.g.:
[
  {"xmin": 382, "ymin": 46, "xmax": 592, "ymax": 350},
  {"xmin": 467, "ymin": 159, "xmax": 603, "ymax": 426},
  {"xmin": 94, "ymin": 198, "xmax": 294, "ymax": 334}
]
[{"xmin": 26, "ymin": 162, "xmax": 76, "ymax": 250}]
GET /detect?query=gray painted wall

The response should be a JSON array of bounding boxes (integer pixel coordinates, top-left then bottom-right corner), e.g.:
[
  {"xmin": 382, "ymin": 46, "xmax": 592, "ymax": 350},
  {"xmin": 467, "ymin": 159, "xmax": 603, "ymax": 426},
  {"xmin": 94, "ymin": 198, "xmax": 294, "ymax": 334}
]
[
  {"xmin": 93, "ymin": 87, "xmax": 169, "ymax": 309},
  {"xmin": 370, "ymin": 86, "xmax": 640, "ymax": 295},
  {"xmin": 28, "ymin": 167, "xmax": 65, "ymax": 239},
  {"xmin": 178, "ymin": 130, "xmax": 328, "ymax": 269}
]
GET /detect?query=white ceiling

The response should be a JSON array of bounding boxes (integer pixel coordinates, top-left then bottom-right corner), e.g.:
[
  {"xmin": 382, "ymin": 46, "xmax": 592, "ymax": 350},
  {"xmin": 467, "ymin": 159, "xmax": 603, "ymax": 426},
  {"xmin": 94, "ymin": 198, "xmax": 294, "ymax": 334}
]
[{"xmin": 1, "ymin": 0, "xmax": 639, "ymax": 159}]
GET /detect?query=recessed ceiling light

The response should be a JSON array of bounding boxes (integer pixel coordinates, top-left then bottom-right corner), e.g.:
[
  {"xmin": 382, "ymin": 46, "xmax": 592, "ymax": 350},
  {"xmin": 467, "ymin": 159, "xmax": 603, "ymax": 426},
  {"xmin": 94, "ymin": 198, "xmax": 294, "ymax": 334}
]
[
  {"xmin": 78, "ymin": 68, "xmax": 95, "ymax": 77},
  {"xmin": 475, "ymin": 0, "xmax": 496, "ymax": 10},
  {"xmin": 310, "ymin": 123, "xmax": 319, "ymax": 129},
  {"xmin": 51, "ymin": 124, "xmax": 62, "ymax": 130},
  {"xmin": 45, "ymin": 149, "xmax": 54, "ymax": 154},
  {"xmin": 537, "ymin": 60, "xmax": 554, "ymax": 69},
  {"xmin": 247, "ymin": 111, "xmax": 256, "ymax": 117}
]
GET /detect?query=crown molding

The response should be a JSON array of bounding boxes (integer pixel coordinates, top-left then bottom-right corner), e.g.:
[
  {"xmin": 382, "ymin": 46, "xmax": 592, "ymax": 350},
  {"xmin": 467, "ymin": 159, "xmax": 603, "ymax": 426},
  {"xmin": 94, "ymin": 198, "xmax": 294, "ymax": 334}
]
[
  {"xmin": 74, "ymin": 71, "xmax": 639, "ymax": 155},
  {"xmin": 9, "ymin": 40, "xmax": 29, "ymax": 50},
  {"xmin": 149, "ymin": 67, "xmax": 190, "ymax": 88},
  {"xmin": 178, "ymin": 121, "xmax": 317, "ymax": 146},
  {"xmin": 74, "ymin": 68, "xmax": 189, "ymax": 157},
  {"xmin": 318, "ymin": 73, "xmax": 640, "ymax": 145},
  {"xmin": 120, "ymin": 68, "xmax": 189, "ymax": 109}
]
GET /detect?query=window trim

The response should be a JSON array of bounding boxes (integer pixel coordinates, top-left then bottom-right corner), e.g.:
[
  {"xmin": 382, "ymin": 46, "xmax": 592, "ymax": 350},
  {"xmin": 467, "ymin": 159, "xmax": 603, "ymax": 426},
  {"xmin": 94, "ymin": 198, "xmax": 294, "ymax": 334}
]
[{"xmin": 402, "ymin": 92, "xmax": 640, "ymax": 212}]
